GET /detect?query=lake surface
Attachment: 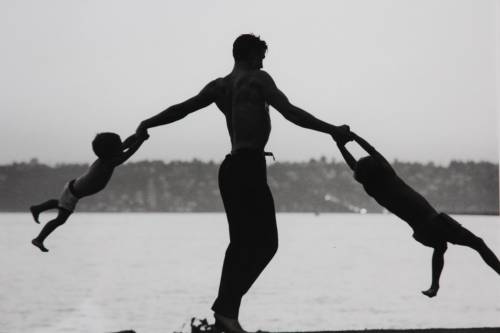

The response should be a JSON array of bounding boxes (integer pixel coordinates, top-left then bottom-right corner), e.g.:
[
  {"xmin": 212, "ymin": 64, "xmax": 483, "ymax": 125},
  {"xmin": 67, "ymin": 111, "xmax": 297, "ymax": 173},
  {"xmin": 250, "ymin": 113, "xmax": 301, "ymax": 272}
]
[{"xmin": 1, "ymin": 213, "xmax": 499, "ymax": 333}]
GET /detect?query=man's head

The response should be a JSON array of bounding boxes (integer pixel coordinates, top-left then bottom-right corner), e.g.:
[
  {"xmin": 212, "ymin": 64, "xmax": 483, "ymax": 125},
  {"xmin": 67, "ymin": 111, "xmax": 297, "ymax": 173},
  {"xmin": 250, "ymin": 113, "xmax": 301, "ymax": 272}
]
[
  {"xmin": 233, "ymin": 34, "xmax": 267, "ymax": 69},
  {"xmin": 92, "ymin": 132, "xmax": 122, "ymax": 159}
]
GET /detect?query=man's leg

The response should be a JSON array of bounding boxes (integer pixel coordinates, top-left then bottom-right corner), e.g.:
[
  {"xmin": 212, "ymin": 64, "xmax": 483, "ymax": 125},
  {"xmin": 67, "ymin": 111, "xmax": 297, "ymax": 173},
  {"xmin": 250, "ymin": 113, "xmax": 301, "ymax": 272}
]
[
  {"xmin": 32, "ymin": 208, "xmax": 71, "ymax": 252},
  {"xmin": 422, "ymin": 243, "xmax": 447, "ymax": 297},
  {"xmin": 30, "ymin": 199, "xmax": 59, "ymax": 223},
  {"xmin": 234, "ymin": 185, "xmax": 278, "ymax": 296},
  {"xmin": 213, "ymin": 186, "xmax": 278, "ymax": 317},
  {"xmin": 212, "ymin": 156, "xmax": 278, "ymax": 326}
]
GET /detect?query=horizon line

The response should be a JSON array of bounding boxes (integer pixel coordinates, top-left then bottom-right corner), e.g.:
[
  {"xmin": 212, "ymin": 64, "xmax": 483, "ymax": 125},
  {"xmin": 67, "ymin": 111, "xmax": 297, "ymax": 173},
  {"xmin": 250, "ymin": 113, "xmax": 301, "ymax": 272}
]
[{"xmin": 1, "ymin": 157, "xmax": 499, "ymax": 167}]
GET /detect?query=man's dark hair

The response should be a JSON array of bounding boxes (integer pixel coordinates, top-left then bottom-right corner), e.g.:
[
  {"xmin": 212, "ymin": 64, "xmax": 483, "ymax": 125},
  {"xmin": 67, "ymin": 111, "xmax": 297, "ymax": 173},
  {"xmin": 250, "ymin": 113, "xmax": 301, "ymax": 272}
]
[
  {"xmin": 92, "ymin": 132, "xmax": 122, "ymax": 158},
  {"xmin": 233, "ymin": 34, "xmax": 268, "ymax": 62}
]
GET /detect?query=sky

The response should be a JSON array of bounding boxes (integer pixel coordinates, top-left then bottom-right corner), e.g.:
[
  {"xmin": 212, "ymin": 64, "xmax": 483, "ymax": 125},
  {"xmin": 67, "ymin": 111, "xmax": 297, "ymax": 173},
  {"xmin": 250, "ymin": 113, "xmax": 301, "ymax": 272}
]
[{"xmin": 0, "ymin": 0, "xmax": 498, "ymax": 165}]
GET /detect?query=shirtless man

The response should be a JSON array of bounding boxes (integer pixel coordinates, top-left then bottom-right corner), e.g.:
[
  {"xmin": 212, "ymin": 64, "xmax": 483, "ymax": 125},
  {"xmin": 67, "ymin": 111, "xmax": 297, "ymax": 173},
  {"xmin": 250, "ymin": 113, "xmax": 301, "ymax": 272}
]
[{"xmin": 136, "ymin": 34, "xmax": 352, "ymax": 332}]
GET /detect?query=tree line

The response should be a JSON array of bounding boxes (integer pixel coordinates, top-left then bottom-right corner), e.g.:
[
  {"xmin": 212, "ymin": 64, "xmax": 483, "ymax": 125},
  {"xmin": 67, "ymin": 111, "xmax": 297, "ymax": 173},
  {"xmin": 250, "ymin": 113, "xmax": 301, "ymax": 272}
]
[{"xmin": 0, "ymin": 158, "xmax": 498, "ymax": 214}]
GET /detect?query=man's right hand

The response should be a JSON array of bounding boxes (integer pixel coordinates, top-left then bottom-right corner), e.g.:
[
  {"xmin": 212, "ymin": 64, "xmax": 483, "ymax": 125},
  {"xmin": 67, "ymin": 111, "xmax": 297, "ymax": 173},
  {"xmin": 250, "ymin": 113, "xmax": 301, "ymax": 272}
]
[{"xmin": 331, "ymin": 125, "xmax": 352, "ymax": 145}]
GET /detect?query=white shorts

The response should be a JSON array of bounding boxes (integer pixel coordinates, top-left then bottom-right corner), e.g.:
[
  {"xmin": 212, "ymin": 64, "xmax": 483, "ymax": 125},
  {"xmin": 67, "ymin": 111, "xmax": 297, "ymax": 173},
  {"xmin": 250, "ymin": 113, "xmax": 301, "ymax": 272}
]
[{"xmin": 58, "ymin": 180, "xmax": 79, "ymax": 212}]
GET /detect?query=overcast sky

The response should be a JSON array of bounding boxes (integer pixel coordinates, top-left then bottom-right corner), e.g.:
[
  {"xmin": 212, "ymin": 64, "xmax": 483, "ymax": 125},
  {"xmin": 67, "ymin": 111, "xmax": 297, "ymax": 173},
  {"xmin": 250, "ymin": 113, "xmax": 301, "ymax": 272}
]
[{"xmin": 1, "ymin": 0, "xmax": 498, "ymax": 165}]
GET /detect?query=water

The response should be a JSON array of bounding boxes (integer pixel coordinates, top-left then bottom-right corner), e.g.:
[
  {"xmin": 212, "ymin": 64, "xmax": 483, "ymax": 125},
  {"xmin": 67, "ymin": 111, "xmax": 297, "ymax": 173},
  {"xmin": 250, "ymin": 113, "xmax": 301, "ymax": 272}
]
[{"xmin": 1, "ymin": 213, "xmax": 499, "ymax": 333}]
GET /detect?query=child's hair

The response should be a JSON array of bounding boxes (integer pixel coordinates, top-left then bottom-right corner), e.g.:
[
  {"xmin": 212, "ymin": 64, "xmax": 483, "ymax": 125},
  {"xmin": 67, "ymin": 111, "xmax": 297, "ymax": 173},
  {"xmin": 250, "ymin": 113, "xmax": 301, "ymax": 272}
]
[
  {"xmin": 354, "ymin": 156, "xmax": 393, "ymax": 184},
  {"xmin": 92, "ymin": 132, "xmax": 122, "ymax": 158}
]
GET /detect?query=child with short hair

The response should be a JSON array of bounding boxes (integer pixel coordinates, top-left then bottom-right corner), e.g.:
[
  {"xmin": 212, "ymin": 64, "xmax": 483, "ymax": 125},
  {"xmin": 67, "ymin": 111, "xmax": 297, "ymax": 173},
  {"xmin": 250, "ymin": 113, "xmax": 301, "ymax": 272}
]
[
  {"xmin": 30, "ymin": 131, "xmax": 149, "ymax": 252},
  {"xmin": 337, "ymin": 133, "xmax": 500, "ymax": 297}
]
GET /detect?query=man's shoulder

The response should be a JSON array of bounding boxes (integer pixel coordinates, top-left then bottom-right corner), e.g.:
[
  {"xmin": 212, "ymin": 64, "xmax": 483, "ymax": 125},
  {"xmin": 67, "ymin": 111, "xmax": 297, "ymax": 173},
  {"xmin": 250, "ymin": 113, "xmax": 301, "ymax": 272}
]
[
  {"xmin": 205, "ymin": 77, "xmax": 223, "ymax": 88},
  {"xmin": 246, "ymin": 70, "xmax": 275, "ymax": 90},
  {"xmin": 205, "ymin": 77, "xmax": 228, "ymax": 93},
  {"xmin": 252, "ymin": 70, "xmax": 273, "ymax": 82}
]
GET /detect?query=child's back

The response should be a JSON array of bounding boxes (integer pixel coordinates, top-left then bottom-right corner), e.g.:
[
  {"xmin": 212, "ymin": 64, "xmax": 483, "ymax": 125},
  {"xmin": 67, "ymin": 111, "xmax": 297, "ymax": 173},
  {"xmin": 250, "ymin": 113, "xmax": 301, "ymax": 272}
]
[
  {"xmin": 356, "ymin": 157, "xmax": 438, "ymax": 229},
  {"xmin": 72, "ymin": 159, "xmax": 116, "ymax": 198}
]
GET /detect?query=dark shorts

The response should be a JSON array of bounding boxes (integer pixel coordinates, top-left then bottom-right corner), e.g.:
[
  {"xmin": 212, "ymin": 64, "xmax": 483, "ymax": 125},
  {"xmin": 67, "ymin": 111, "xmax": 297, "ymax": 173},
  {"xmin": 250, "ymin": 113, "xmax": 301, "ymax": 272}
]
[
  {"xmin": 412, "ymin": 213, "xmax": 472, "ymax": 248},
  {"xmin": 57, "ymin": 179, "xmax": 80, "ymax": 212}
]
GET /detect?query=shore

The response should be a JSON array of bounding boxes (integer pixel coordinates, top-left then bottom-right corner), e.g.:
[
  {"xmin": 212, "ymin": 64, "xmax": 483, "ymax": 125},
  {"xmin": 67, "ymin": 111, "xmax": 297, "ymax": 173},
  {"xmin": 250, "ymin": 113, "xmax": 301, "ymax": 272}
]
[
  {"xmin": 112, "ymin": 328, "xmax": 500, "ymax": 333},
  {"xmin": 276, "ymin": 329, "xmax": 500, "ymax": 333}
]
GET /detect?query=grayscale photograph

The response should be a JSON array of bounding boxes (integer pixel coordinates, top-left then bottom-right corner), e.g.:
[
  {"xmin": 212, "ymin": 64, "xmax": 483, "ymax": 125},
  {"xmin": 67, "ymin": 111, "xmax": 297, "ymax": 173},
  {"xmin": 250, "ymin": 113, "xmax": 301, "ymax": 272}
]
[{"xmin": 0, "ymin": 1, "xmax": 499, "ymax": 333}]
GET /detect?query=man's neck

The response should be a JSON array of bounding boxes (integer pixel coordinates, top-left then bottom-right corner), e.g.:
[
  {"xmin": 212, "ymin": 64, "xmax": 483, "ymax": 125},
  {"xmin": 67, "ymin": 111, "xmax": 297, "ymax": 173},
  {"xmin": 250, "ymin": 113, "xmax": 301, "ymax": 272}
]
[{"xmin": 233, "ymin": 61, "xmax": 255, "ymax": 72}]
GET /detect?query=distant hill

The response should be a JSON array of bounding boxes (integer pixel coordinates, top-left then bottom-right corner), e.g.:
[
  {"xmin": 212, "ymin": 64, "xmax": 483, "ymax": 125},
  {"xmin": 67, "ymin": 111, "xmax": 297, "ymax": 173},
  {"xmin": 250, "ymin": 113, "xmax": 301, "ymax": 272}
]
[{"xmin": 0, "ymin": 158, "xmax": 498, "ymax": 214}]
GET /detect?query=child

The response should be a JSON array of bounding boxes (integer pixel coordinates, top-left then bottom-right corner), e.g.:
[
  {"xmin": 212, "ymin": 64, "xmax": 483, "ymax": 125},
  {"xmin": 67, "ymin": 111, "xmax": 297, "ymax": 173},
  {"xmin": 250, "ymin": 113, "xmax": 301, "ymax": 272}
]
[
  {"xmin": 30, "ymin": 131, "xmax": 149, "ymax": 252},
  {"xmin": 336, "ymin": 133, "xmax": 500, "ymax": 297}
]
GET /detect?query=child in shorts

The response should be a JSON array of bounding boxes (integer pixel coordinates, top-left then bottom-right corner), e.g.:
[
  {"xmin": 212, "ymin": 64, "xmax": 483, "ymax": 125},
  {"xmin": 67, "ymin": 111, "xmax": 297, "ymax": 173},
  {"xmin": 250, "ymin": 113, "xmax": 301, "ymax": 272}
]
[
  {"xmin": 336, "ymin": 132, "xmax": 500, "ymax": 297},
  {"xmin": 30, "ymin": 131, "xmax": 149, "ymax": 252}
]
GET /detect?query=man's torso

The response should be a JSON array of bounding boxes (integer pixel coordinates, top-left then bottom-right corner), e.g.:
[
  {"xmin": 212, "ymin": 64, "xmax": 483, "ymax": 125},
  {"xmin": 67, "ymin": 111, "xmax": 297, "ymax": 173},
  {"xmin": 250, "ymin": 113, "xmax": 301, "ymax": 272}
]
[{"xmin": 211, "ymin": 69, "xmax": 271, "ymax": 152}]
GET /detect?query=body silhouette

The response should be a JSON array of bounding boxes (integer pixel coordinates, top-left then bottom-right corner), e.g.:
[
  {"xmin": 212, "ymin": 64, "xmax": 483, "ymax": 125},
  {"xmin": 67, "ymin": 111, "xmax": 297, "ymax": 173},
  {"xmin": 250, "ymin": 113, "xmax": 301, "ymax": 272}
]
[
  {"xmin": 31, "ymin": 132, "xmax": 148, "ymax": 252},
  {"xmin": 337, "ymin": 133, "xmax": 500, "ymax": 297},
  {"xmin": 136, "ymin": 34, "xmax": 351, "ymax": 332}
]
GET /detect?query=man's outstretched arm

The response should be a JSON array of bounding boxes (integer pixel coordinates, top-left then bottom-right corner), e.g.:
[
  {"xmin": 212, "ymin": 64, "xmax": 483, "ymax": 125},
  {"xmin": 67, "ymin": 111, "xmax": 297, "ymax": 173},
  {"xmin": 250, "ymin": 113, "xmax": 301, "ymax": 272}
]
[
  {"xmin": 137, "ymin": 80, "xmax": 218, "ymax": 135},
  {"xmin": 260, "ymin": 72, "xmax": 351, "ymax": 144}
]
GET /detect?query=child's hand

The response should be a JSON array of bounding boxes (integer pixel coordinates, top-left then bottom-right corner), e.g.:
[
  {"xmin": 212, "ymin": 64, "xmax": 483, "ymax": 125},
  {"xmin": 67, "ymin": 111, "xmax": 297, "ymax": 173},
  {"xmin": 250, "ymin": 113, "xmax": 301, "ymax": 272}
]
[
  {"xmin": 332, "ymin": 125, "xmax": 352, "ymax": 145},
  {"xmin": 137, "ymin": 131, "xmax": 150, "ymax": 141}
]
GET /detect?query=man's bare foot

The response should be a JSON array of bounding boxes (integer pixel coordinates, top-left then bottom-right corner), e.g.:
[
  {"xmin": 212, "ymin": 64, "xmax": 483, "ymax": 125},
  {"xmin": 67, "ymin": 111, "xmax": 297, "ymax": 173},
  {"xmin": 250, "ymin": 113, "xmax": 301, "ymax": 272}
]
[
  {"xmin": 214, "ymin": 313, "xmax": 248, "ymax": 333},
  {"xmin": 30, "ymin": 206, "xmax": 40, "ymax": 224},
  {"xmin": 32, "ymin": 239, "xmax": 48, "ymax": 252},
  {"xmin": 422, "ymin": 287, "xmax": 438, "ymax": 298}
]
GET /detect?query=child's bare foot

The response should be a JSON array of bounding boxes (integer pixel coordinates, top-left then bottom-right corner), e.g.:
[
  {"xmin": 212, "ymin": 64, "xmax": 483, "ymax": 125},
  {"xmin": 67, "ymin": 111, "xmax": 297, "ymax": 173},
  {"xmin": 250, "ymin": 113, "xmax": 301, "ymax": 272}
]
[
  {"xmin": 32, "ymin": 238, "xmax": 48, "ymax": 252},
  {"xmin": 422, "ymin": 287, "xmax": 438, "ymax": 298},
  {"xmin": 30, "ymin": 206, "xmax": 40, "ymax": 223},
  {"xmin": 214, "ymin": 313, "xmax": 248, "ymax": 333}
]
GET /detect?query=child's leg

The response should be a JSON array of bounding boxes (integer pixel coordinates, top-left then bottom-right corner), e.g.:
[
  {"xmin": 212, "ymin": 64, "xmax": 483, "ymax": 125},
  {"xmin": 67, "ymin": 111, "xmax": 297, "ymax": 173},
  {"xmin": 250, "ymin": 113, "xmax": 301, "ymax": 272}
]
[
  {"xmin": 30, "ymin": 199, "xmax": 59, "ymax": 223},
  {"xmin": 422, "ymin": 243, "xmax": 447, "ymax": 298},
  {"xmin": 32, "ymin": 208, "xmax": 71, "ymax": 252},
  {"xmin": 455, "ymin": 230, "xmax": 500, "ymax": 275},
  {"xmin": 438, "ymin": 214, "xmax": 500, "ymax": 276}
]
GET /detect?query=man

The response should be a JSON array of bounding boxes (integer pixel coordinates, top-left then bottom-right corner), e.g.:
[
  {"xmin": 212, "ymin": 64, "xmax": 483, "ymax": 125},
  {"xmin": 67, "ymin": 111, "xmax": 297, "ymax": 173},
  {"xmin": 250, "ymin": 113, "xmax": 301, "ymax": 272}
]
[{"xmin": 136, "ymin": 34, "xmax": 352, "ymax": 332}]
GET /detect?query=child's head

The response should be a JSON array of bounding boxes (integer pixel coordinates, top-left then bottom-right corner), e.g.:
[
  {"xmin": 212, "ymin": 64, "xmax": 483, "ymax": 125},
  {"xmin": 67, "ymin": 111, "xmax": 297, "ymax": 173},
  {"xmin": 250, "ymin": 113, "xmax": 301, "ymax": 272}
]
[
  {"xmin": 354, "ymin": 156, "xmax": 393, "ymax": 184},
  {"xmin": 92, "ymin": 132, "xmax": 122, "ymax": 159}
]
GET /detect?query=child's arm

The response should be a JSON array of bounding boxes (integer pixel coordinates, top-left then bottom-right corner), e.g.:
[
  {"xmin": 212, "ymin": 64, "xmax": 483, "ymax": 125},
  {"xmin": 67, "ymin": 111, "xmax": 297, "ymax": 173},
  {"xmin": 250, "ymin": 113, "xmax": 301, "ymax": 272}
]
[
  {"xmin": 112, "ymin": 133, "xmax": 149, "ymax": 166},
  {"xmin": 336, "ymin": 142, "xmax": 357, "ymax": 172},
  {"xmin": 121, "ymin": 134, "xmax": 138, "ymax": 149},
  {"xmin": 352, "ymin": 133, "xmax": 392, "ymax": 167}
]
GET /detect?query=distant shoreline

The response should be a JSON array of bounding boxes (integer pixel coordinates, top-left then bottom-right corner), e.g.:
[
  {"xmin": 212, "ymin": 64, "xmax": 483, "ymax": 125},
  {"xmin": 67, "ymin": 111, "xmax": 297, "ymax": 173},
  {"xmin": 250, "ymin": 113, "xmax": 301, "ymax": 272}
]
[{"xmin": 2, "ymin": 159, "xmax": 498, "ymax": 214}]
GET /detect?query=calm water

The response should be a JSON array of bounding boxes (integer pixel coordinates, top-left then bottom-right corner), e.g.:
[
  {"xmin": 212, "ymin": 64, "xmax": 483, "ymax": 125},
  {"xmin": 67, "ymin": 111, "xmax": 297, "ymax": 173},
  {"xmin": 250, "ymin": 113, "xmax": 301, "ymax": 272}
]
[{"xmin": 1, "ymin": 213, "xmax": 499, "ymax": 333}]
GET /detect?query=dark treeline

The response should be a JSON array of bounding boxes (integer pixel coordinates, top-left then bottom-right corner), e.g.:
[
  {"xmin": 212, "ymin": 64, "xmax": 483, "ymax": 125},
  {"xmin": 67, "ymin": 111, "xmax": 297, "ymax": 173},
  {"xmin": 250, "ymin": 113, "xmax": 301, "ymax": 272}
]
[{"xmin": 0, "ymin": 158, "xmax": 498, "ymax": 214}]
